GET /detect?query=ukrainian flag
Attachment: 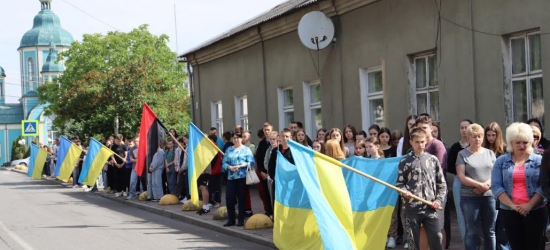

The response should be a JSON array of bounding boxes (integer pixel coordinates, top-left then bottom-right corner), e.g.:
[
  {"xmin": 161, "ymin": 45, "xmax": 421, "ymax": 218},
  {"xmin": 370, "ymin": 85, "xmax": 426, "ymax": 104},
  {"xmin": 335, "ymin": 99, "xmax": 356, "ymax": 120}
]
[
  {"xmin": 79, "ymin": 138, "xmax": 114, "ymax": 186},
  {"xmin": 342, "ymin": 156, "xmax": 401, "ymax": 250},
  {"xmin": 28, "ymin": 144, "xmax": 48, "ymax": 180},
  {"xmin": 275, "ymin": 140, "xmax": 357, "ymax": 250},
  {"xmin": 187, "ymin": 123, "xmax": 219, "ymax": 206},
  {"xmin": 54, "ymin": 136, "xmax": 83, "ymax": 182}
]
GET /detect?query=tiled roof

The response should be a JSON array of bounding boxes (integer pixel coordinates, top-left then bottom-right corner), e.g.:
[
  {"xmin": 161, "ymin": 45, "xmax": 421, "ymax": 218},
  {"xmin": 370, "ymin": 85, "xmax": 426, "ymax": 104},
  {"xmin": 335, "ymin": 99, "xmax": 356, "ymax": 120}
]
[
  {"xmin": 179, "ymin": 0, "xmax": 319, "ymax": 57},
  {"xmin": 0, "ymin": 104, "xmax": 24, "ymax": 124}
]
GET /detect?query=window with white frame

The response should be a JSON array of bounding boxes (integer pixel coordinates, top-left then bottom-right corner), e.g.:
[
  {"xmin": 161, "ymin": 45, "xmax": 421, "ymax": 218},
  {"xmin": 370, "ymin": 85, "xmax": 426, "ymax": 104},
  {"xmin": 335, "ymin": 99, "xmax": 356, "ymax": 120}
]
[
  {"xmin": 360, "ymin": 67, "xmax": 385, "ymax": 129},
  {"xmin": 278, "ymin": 87, "xmax": 294, "ymax": 131},
  {"xmin": 414, "ymin": 54, "xmax": 439, "ymax": 121},
  {"xmin": 27, "ymin": 57, "xmax": 35, "ymax": 81},
  {"xmin": 510, "ymin": 31, "xmax": 543, "ymax": 123},
  {"xmin": 235, "ymin": 95, "xmax": 248, "ymax": 131},
  {"xmin": 211, "ymin": 101, "xmax": 223, "ymax": 133},
  {"xmin": 303, "ymin": 81, "xmax": 322, "ymax": 137}
]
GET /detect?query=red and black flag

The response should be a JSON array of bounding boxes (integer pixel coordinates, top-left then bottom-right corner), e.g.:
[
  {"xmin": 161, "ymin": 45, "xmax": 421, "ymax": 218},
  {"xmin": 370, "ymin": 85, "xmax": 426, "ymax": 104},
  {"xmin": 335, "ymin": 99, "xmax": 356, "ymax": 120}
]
[{"xmin": 136, "ymin": 103, "xmax": 167, "ymax": 177}]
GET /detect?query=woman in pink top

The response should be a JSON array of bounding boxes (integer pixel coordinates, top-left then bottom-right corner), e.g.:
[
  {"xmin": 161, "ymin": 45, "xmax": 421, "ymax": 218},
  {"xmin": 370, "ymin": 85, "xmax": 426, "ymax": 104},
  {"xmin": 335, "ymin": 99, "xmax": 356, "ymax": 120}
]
[{"xmin": 491, "ymin": 123, "xmax": 545, "ymax": 250}]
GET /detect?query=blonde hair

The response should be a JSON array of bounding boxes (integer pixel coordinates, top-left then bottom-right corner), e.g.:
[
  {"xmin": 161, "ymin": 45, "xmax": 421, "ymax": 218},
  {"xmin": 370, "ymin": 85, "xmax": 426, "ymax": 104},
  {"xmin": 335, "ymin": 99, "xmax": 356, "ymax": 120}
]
[
  {"xmin": 505, "ymin": 122, "xmax": 534, "ymax": 154},
  {"xmin": 466, "ymin": 123, "xmax": 484, "ymax": 137},
  {"xmin": 531, "ymin": 125, "xmax": 541, "ymax": 137},
  {"xmin": 326, "ymin": 139, "xmax": 345, "ymax": 160}
]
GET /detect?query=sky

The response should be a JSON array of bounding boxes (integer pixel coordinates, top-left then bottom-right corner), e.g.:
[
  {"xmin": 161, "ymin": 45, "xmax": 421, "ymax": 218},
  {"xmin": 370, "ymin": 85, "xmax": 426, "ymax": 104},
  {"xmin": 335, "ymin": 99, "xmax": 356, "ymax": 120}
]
[{"xmin": 0, "ymin": 0, "xmax": 287, "ymax": 103}]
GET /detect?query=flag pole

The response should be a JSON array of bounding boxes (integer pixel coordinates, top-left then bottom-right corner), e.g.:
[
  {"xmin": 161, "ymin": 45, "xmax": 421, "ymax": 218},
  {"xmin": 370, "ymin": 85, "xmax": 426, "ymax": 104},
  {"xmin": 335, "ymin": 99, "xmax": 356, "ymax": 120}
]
[
  {"xmin": 167, "ymin": 132, "xmax": 188, "ymax": 155},
  {"xmin": 315, "ymin": 152, "xmax": 442, "ymax": 210}
]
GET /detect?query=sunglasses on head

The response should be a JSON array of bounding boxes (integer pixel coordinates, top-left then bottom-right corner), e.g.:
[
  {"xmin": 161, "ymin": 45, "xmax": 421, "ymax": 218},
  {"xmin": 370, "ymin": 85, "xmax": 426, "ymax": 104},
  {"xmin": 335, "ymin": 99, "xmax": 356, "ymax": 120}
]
[{"xmin": 534, "ymin": 135, "xmax": 540, "ymax": 140}]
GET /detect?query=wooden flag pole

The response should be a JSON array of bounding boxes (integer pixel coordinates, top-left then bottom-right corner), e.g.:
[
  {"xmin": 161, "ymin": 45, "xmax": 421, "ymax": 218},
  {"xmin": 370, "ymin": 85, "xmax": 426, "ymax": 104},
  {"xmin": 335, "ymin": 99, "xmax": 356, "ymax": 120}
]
[
  {"xmin": 315, "ymin": 152, "xmax": 442, "ymax": 210},
  {"xmin": 167, "ymin": 132, "xmax": 188, "ymax": 155}
]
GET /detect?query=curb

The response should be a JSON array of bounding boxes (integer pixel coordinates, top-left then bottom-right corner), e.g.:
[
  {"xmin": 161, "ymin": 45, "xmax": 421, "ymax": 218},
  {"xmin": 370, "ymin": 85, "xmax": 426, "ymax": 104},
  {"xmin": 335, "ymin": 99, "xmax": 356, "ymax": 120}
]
[{"xmin": 6, "ymin": 167, "xmax": 276, "ymax": 248}]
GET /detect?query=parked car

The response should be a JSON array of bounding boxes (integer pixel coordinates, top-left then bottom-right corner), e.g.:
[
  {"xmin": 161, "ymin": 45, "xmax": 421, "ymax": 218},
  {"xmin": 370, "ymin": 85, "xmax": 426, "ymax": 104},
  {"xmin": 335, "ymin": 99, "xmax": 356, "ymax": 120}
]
[{"xmin": 10, "ymin": 158, "xmax": 29, "ymax": 167}]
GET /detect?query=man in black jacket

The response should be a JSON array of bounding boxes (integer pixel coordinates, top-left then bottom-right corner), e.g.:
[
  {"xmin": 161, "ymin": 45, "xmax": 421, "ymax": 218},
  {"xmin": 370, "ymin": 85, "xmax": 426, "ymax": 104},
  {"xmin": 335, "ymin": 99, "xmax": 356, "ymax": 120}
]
[{"xmin": 256, "ymin": 122, "xmax": 273, "ymax": 216}]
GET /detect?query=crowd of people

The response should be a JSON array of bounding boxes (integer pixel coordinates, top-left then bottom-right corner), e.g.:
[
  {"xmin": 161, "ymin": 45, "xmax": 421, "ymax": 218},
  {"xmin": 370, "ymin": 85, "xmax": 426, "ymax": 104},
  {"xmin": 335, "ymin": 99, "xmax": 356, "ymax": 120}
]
[{"xmin": 38, "ymin": 113, "xmax": 550, "ymax": 250}]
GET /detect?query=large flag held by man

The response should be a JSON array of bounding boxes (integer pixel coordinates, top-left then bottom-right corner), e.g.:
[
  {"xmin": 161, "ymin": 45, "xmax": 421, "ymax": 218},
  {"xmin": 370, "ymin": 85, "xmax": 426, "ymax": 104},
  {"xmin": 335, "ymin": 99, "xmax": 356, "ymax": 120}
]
[
  {"xmin": 274, "ymin": 140, "xmax": 400, "ymax": 250},
  {"xmin": 342, "ymin": 156, "xmax": 401, "ymax": 250},
  {"xmin": 79, "ymin": 138, "xmax": 115, "ymax": 186},
  {"xmin": 275, "ymin": 140, "xmax": 357, "ymax": 250},
  {"xmin": 27, "ymin": 144, "xmax": 48, "ymax": 180},
  {"xmin": 55, "ymin": 136, "xmax": 82, "ymax": 182},
  {"xmin": 187, "ymin": 122, "xmax": 220, "ymax": 206},
  {"xmin": 135, "ymin": 103, "xmax": 167, "ymax": 178}
]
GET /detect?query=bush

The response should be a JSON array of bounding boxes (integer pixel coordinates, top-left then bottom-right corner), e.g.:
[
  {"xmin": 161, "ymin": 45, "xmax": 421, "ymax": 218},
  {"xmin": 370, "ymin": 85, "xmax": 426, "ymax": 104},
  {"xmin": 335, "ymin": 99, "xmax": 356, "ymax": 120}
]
[{"xmin": 11, "ymin": 136, "xmax": 27, "ymax": 161}]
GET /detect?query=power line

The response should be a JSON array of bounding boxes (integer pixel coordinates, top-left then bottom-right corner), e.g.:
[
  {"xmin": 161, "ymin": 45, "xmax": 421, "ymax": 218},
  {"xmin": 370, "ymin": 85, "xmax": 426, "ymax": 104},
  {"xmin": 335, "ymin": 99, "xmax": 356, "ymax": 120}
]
[
  {"xmin": 440, "ymin": 15, "xmax": 550, "ymax": 37},
  {"xmin": 60, "ymin": 0, "xmax": 119, "ymax": 31}
]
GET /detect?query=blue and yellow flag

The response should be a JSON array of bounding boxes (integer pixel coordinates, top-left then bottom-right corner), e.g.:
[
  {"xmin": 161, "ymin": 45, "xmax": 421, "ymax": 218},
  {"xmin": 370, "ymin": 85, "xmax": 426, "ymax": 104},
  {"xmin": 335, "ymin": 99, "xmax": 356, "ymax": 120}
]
[
  {"xmin": 54, "ymin": 136, "xmax": 83, "ymax": 182},
  {"xmin": 274, "ymin": 140, "xmax": 357, "ymax": 250},
  {"xmin": 28, "ymin": 144, "xmax": 48, "ymax": 180},
  {"xmin": 187, "ymin": 123, "xmax": 219, "ymax": 206},
  {"xmin": 79, "ymin": 138, "xmax": 114, "ymax": 186},
  {"xmin": 342, "ymin": 156, "xmax": 401, "ymax": 250}
]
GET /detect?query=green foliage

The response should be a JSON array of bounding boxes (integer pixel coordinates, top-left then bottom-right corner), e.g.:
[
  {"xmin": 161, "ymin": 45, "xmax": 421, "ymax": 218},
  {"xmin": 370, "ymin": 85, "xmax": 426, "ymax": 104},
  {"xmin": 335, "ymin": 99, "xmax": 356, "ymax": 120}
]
[
  {"xmin": 11, "ymin": 136, "xmax": 26, "ymax": 161},
  {"xmin": 38, "ymin": 24, "xmax": 190, "ymax": 138}
]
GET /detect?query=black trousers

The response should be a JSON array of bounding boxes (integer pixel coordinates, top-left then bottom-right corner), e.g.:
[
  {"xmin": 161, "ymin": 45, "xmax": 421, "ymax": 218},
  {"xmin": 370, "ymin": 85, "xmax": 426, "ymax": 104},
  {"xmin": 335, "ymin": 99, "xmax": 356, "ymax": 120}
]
[
  {"xmin": 162, "ymin": 168, "xmax": 168, "ymax": 195},
  {"xmin": 108, "ymin": 164, "xmax": 116, "ymax": 189},
  {"xmin": 444, "ymin": 199, "xmax": 451, "ymax": 248},
  {"xmin": 226, "ymin": 178, "xmax": 247, "ymax": 224},
  {"xmin": 115, "ymin": 166, "xmax": 125, "ymax": 192},
  {"xmin": 174, "ymin": 170, "xmax": 189, "ymax": 199},
  {"xmin": 499, "ymin": 207, "xmax": 547, "ymax": 250},
  {"xmin": 209, "ymin": 174, "xmax": 222, "ymax": 203}
]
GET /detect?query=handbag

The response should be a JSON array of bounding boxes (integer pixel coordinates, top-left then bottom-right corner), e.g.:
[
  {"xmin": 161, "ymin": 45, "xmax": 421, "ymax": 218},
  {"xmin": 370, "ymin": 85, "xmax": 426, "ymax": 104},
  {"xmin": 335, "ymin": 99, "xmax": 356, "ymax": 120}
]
[{"xmin": 246, "ymin": 163, "xmax": 260, "ymax": 185}]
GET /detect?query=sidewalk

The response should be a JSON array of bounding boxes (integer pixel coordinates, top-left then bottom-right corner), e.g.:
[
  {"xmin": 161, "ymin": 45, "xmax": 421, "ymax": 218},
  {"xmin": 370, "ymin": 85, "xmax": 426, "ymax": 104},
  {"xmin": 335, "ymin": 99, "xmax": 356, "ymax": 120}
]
[{"xmin": 7, "ymin": 167, "xmax": 275, "ymax": 248}]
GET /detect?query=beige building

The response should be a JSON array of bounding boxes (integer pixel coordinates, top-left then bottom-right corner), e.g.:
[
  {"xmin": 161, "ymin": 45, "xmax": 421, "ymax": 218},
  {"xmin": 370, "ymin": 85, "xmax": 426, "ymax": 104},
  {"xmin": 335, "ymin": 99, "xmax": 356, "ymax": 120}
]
[{"xmin": 180, "ymin": 0, "xmax": 549, "ymax": 142}]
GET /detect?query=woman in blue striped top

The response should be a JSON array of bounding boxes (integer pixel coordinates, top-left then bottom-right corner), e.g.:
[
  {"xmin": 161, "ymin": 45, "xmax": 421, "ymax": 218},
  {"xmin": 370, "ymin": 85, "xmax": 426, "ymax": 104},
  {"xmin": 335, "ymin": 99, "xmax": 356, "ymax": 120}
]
[{"xmin": 222, "ymin": 131, "xmax": 255, "ymax": 227}]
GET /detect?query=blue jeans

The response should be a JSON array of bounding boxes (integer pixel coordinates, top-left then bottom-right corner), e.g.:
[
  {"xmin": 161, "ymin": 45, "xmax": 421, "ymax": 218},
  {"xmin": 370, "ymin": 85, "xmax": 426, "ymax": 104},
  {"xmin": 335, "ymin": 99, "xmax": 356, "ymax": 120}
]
[
  {"xmin": 453, "ymin": 176, "xmax": 466, "ymax": 241},
  {"xmin": 460, "ymin": 196, "xmax": 497, "ymax": 250},
  {"xmin": 166, "ymin": 171, "xmax": 177, "ymax": 194},
  {"xmin": 73, "ymin": 167, "xmax": 80, "ymax": 185},
  {"xmin": 129, "ymin": 168, "xmax": 139, "ymax": 198}
]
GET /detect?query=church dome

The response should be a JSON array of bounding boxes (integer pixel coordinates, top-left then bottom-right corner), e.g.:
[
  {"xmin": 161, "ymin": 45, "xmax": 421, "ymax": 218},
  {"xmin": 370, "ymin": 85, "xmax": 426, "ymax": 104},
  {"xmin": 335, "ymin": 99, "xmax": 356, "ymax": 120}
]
[
  {"xmin": 19, "ymin": 0, "xmax": 74, "ymax": 49},
  {"xmin": 0, "ymin": 66, "xmax": 5, "ymax": 77},
  {"xmin": 41, "ymin": 40, "xmax": 64, "ymax": 73}
]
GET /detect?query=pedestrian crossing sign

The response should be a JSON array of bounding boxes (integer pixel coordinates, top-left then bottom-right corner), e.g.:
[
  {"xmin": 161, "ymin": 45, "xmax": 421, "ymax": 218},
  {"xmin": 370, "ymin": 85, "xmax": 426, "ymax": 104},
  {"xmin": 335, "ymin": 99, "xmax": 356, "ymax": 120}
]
[{"xmin": 21, "ymin": 120, "xmax": 39, "ymax": 136}]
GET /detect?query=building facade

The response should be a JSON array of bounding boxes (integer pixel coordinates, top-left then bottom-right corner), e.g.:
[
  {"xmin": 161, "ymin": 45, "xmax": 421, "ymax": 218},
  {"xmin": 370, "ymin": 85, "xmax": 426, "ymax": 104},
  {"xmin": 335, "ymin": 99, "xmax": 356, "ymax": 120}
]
[
  {"xmin": 180, "ymin": 0, "xmax": 549, "ymax": 143},
  {"xmin": 0, "ymin": 0, "xmax": 72, "ymax": 163}
]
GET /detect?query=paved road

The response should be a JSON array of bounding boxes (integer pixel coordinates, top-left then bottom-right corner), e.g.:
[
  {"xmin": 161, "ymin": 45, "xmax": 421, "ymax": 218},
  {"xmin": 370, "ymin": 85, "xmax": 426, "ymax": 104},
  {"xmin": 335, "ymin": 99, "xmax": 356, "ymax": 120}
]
[{"xmin": 0, "ymin": 169, "xmax": 270, "ymax": 250}]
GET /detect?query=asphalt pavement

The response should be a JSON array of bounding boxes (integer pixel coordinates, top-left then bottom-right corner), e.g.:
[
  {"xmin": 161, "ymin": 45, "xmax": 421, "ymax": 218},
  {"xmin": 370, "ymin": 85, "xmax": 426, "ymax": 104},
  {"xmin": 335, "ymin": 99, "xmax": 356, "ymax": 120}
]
[{"xmin": 0, "ymin": 169, "xmax": 269, "ymax": 250}]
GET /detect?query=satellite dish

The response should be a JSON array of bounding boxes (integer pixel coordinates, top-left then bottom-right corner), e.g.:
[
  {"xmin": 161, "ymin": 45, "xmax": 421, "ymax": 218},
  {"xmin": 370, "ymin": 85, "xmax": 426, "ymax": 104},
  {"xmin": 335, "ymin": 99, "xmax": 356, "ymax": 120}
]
[{"xmin": 298, "ymin": 11, "xmax": 335, "ymax": 50}]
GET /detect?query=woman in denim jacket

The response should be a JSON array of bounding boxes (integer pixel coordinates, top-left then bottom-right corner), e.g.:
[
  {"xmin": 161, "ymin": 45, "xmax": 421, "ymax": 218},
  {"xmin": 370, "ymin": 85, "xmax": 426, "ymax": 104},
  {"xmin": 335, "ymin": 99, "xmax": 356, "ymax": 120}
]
[{"xmin": 491, "ymin": 123, "xmax": 546, "ymax": 250}]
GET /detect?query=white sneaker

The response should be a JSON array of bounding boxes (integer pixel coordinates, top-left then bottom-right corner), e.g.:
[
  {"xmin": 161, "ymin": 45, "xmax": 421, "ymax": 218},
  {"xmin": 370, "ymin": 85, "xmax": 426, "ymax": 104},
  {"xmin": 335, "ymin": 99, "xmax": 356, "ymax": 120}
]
[
  {"xmin": 84, "ymin": 188, "xmax": 91, "ymax": 192},
  {"xmin": 115, "ymin": 192, "xmax": 121, "ymax": 197},
  {"xmin": 72, "ymin": 185, "xmax": 79, "ymax": 189},
  {"xmin": 122, "ymin": 191, "xmax": 128, "ymax": 197},
  {"xmin": 387, "ymin": 237, "xmax": 396, "ymax": 249},
  {"xmin": 404, "ymin": 243, "xmax": 409, "ymax": 249},
  {"xmin": 82, "ymin": 185, "xmax": 88, "ymax": 189},
  {"xmin": 180, "ymin": 197, "xmax": 188, "ymax": 204}
]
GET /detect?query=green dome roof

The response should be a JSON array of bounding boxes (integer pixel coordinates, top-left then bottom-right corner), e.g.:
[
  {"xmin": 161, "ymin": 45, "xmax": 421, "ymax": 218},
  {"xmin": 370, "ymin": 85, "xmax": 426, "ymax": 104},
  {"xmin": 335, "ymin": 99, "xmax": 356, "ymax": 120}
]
[
  {"xmin": 19, "ymin": 1, "xmax": 74, "ymax": 49},
  {"xmin": 0, "ymin": 66, "xmax": 5, "ymax": 77}
]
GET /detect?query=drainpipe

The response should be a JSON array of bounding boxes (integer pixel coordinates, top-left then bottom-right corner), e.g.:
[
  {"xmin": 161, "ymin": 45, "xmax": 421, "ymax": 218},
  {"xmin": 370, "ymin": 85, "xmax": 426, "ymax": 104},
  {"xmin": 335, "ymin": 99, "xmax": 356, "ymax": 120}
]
[{"xmin": 182, "ymin": 57, "xmax": 195, "ymax": 124}]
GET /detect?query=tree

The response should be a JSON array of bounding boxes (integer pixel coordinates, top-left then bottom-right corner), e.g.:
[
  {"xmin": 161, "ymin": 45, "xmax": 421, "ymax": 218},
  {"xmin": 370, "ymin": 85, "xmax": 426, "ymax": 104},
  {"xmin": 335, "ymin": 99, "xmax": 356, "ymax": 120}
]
[
  {"xmin": 38, "ymin": 25, "xmax": 190, "ymax": 138},
  {"xmin": 11, "ymin": 136, "xmax": 26, "ymax": 161}
]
